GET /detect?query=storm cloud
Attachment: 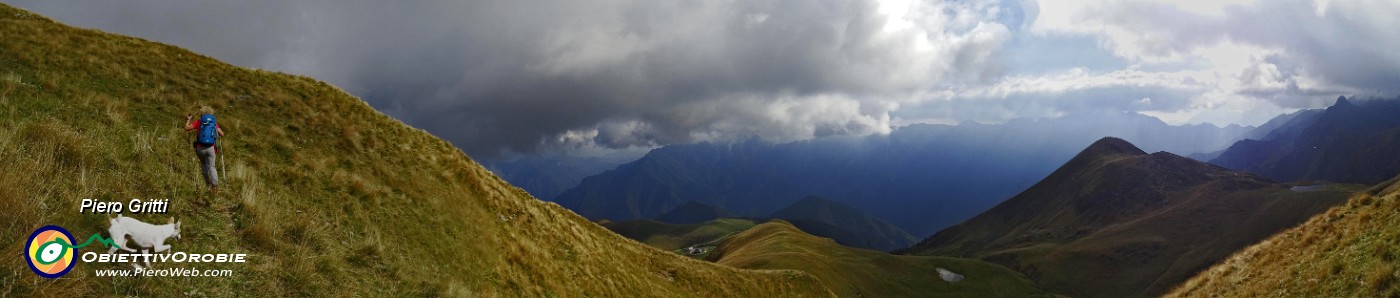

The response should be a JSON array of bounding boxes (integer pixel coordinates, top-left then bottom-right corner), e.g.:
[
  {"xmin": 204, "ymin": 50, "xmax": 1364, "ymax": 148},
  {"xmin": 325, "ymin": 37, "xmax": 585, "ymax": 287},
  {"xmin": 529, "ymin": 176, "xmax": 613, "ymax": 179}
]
[
  {"xmin": 7, "ymin": 0, "xmax": 1400, "ymax": 157},
  {"xmin": 7, "ymin": 0, "xmax": 1012, "ymax": 157}
]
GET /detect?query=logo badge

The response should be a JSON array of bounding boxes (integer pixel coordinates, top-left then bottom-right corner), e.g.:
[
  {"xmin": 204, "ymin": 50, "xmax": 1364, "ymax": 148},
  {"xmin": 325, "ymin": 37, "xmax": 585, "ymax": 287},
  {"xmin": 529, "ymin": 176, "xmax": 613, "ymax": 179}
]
[{"xmin": 26, "ymin": 225, "xmax": 77, "ymax": 278}]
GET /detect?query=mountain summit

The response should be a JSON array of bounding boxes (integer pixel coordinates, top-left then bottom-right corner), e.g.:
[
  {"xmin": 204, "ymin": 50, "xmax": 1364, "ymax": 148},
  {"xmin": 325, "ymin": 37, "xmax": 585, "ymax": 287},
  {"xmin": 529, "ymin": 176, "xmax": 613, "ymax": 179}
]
[
  {"xmin": 1333, "ymin": 95, "xmax": 1356, "ymax": 108},
  {"xmin": 1078, "ymin": 137, "xmax": 1148, "ymax": 158}
]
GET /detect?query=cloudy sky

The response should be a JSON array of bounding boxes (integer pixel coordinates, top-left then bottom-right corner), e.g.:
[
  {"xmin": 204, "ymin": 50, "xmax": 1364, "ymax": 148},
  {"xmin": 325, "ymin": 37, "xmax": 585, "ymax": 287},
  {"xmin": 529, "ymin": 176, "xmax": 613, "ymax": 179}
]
[{"xmin": 9, "ymin": 0, "xmax": 1399, "ymax": 158}]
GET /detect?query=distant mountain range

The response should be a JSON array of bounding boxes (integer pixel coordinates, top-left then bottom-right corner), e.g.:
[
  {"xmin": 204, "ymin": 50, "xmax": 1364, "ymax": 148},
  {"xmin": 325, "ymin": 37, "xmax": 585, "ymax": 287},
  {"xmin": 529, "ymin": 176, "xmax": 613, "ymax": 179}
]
[
  {"xmin": 904, "ymin": 137, "xmax": 1357, "ymax": 297},
  {"xmin": 554, "ymin": 111, "xmax": 1252, "ymax": 236},
  {"xmin": 483, "ymin": 153, "xmax": 639, "ymax": 200},
  {"xmin": 1211, "ymin": 96, "xmax": 1400, "ymax": 184},
  {"xmin": 1187, "ymin": 108, "xmax": 1324, "ymax": 161}
]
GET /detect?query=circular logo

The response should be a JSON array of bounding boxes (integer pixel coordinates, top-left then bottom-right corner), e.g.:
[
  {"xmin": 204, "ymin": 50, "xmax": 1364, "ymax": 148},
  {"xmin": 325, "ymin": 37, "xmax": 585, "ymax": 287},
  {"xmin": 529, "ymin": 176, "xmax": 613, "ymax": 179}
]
[{"xmin": 25, "ymin": 225, "xmax": 76, "ymax": 278}]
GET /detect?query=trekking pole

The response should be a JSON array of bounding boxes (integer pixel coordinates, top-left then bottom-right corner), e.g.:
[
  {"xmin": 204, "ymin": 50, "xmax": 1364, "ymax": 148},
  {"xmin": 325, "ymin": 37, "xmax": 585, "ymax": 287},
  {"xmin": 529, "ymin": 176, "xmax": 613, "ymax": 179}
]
[
  {"xmin": 220, "ymin": 138, "xmax": 226, "ymax": 183},
  {"xmin": 194, "ymin": 143, "xmax": 201, "ymax": 192},
  {"xmin": 188, "ymin": 117, "xmax": 201, "ymax": 194}
]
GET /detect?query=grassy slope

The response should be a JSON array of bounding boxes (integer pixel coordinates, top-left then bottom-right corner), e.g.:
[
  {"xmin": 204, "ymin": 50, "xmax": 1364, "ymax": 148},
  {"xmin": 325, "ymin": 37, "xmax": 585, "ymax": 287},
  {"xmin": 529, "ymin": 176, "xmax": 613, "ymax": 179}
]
[
  {"xmin": 603, "ymin": 218, "xmax": 756, "ymax": 253},
  {"xmin": 0, "ymin": 4, "xmax": 831, "ymax": 297},
  {"xmin": 1168, "ymin": 175, "xmax": 1400, "ymax": 297},
  {"xmin": 712, "ymin": 221, "xmax": 1053, "ymax": 298}
]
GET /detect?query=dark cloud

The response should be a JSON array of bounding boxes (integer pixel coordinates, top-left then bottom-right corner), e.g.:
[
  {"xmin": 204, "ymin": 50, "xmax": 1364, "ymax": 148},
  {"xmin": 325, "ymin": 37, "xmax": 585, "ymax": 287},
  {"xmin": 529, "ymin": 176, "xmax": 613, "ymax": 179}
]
[
  {"xmin": 7, "ymin": 0, "xmax": 1014, "ymax": 157},
  {"xmin": 17, "ymin": 0, "xmax": 1394, "ymax": 155},
  {"xmin": 1224, "ymin": 0, "xmax": 1400, "ymax": 96}
]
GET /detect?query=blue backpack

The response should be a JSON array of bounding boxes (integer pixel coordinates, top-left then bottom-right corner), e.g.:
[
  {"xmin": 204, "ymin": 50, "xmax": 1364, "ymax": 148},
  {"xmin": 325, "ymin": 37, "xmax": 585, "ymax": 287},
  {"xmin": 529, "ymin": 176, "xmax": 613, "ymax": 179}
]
[{"xmin": 197, "ymin": 114, "xmax": 219, "ymax": 145}]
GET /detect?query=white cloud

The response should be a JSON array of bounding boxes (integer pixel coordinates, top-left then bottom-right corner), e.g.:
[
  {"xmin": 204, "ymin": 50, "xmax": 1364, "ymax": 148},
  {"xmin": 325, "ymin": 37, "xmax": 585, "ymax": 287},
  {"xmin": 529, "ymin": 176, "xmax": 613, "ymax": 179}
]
[
  {"xmin": 955, "ymin": 68, "xmax": 1206, "ymax": 99},
  {"xmin": 986, "ymin": 0, "xmax": 1400, "ymax": 127}
]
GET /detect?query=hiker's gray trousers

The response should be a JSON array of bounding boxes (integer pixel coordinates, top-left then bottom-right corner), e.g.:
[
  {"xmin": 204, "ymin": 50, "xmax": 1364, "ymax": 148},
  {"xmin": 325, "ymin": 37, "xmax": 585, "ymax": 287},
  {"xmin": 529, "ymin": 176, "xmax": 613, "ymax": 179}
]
[{"xmin": 196, "ymin": 144, "xmax": 218, "ymax": 187}]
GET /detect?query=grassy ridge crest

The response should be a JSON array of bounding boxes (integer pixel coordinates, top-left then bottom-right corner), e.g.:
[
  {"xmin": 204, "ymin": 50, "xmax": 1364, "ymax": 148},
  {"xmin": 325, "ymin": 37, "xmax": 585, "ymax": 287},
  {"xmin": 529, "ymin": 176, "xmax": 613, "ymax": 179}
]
[{"xmin": 712, "ymin": 221, "xmax": 1053, "ymax": 297}]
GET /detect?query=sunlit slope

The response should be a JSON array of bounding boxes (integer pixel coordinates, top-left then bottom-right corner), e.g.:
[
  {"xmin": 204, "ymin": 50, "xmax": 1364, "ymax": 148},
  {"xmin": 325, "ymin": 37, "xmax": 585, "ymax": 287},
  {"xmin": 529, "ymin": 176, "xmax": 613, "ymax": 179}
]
[
  {"xmin": 771, "ymin": 195, "xmax": 917, "ymax": 251},
  {"xmin": 711, "ymin": 221, "xmax": 1052, "ymax": 297},
  {"xmin": 1168, "ymin": 175, "xmax": 1400, "ymax": 297},
  {"xmin": 0, "ymin": 4, "xmax": 829, "ymax": 297},
  {"xmin": 603, "ymin": 218, "xmax": 756, "ymax": 253}
]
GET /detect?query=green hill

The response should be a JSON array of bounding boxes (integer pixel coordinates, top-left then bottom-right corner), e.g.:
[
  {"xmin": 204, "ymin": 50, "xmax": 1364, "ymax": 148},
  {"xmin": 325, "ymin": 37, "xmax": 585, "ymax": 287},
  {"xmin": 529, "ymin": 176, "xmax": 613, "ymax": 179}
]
[
  {"xmin": 602, "ymin": 218, "xmax": 756, "ymax": 258},
  {"xmin": 771, "ymin": 196, "xmax": 917, "ymax": 251},
  {"xmin": 711, "ymin": 221, "xmax": 1052, "ymax": 297},
  {"xmin": 905, "ymin": 137, "xmax": 1358, "ymax": 297},
  {"xmin": 0, "ymin": 4, "xmax": 831, "ymax": 297},
  {"xmin": 1168, "ymin": 174, "xmax": 1400, "ymax": 297}
]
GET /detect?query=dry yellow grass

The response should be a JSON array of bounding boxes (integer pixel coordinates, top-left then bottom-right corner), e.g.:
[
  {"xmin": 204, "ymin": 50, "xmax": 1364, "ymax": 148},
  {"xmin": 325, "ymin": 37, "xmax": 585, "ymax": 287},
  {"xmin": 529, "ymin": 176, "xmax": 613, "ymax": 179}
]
[
  {"xmin": 712, "ymin": 221, "xmax": 1053, "ymax": 297},
  {"xmin": 1168, "ymin": 175, "xmax": 1400, "ymax": 297},
  {"xmin": 0, "ymin": 4, "xmax": 830, "ymax": 297}
]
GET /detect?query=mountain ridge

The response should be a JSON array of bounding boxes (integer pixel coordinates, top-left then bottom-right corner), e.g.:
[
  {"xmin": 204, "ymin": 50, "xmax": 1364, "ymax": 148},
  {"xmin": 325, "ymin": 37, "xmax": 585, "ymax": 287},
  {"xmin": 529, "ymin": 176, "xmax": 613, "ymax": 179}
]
[
  {"xmin": 555, "ymin": 113, "xmax": 1253, "ymax": 237},
  {"xmin": 1211, "ymin": 96, "xmax": 1400, "ymax": 184}
]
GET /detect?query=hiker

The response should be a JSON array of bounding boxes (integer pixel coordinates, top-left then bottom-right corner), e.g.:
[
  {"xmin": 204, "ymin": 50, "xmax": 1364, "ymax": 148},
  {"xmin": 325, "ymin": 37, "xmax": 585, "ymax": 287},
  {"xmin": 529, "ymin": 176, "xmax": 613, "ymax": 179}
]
[{"xmin": 184, "ymin": 106, "xmax": 225, "ymax": 194}]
